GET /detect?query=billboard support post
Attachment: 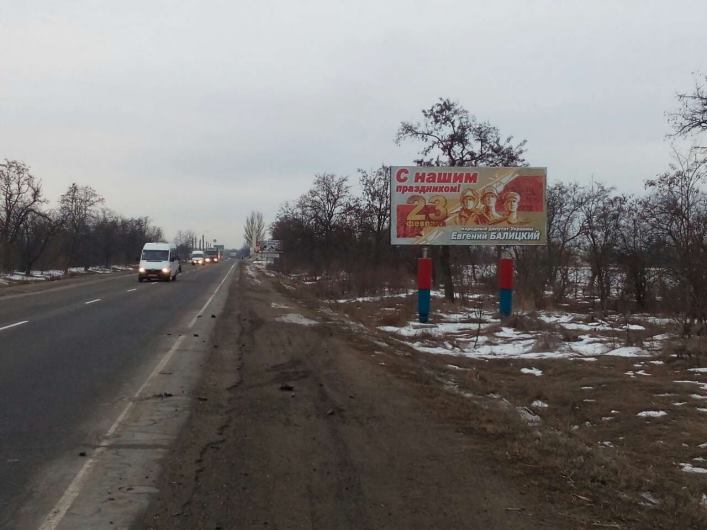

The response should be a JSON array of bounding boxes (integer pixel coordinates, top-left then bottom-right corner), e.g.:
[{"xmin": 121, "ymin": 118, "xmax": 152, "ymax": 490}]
[
  {"xmin": 389, "ymin": 166, "xmax": 546, "ymax": 321},
  {"xmin": 498, "ymin": 250, "xmax": 513, "ymax": 318},
  {"xmin": 418, "ymin": 247, "xmax": 432, "ymax": 323}
]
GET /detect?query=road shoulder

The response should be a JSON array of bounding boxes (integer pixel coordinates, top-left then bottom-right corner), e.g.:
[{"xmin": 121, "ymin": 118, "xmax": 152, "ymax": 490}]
[{"xmin": 141, "ymin": 264, "xmax": 566, "ymax": 529}]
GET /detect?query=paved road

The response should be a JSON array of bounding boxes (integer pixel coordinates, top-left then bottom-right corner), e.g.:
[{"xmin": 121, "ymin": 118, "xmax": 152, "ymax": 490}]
[{"xmin": 0, "ymin": 261, "xmax": 236, "ymax": 528}]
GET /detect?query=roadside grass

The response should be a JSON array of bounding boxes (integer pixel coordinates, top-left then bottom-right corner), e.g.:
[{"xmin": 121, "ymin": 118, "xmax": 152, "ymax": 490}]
[
  {"xmin": 664, "ymin": 336, "xmax": 707, "ymax": 363},
  {"xmin": 334, "ymin": 317, "xmax": 706, "ymax": 523},
  {"xmin": 414, "ymin": 352, "xmax": 707, "ymax": 527},
  {"xmin": 271, "ymin": 269, "xmax": 707, "ymax": 526}
]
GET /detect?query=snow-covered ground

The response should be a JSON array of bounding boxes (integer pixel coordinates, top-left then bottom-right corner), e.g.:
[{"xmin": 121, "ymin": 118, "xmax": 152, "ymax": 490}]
[
  {"xmin": 0, "ymin": 266, "xmax": 134, "ymax": 285},
  {"xmin": 320, "ymin": 289, "xmax": 678, "ymax": 363},
  {"xmin": 377, "ymin": 313, "xmax": 661, "ymax": 361}
]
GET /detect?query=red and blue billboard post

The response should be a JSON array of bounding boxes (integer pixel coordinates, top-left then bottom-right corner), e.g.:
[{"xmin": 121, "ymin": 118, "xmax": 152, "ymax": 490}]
[
  {"xmin": 390, "ymin": 166, "xmax": 546, "ymax": 322},
  {"xmin": 498, "ymin": 256, "xmax": 513, "ymax": 317},
  {"xmin": 417, "ymin": 252, "xmax": 432, "ymax": 323}
]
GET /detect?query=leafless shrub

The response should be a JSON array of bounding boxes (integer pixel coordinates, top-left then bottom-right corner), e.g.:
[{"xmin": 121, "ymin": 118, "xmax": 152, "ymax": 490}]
[
  {"xmin": 559, "ymin": 328, "xmax": 581, "ymax": 342},
  {"xmin": 376, "ymin": 308, "xmax": 411, "ymax": 328},
  {"xmin": 504, "ymin": 312, "xmax": 553, "ymax": 333},
  {"xmin": 663, "ymin": 336, "xmax": 707, "ymax": 361},
  {"xmin": 532, "ymin": 332, "xmax": 562, "ymax": 352}
]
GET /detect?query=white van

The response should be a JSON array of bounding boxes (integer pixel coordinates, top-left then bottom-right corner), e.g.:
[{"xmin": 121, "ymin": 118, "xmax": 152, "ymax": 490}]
[
  {"xmin": 190, "ymin": 250, "xmax": 205, "ymax": 265},
  {"xmin": 138, "ymin": 242, "xmax": 180, "ymax": 282}
]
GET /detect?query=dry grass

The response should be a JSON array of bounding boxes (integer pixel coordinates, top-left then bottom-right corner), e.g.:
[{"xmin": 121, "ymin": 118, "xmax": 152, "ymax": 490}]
[
  {"xmin": 428, "ymin": 355, "xmax": 707, "ymax": 528},
  {"xmin": 274, "ymin": 267, "xmax": 707, "ymax": 527},
  {"xmin": 503, "ymin": 312, "xmax": 555, "ymax": 332},
  {"xmin": 375, "ymin": 308, "xmax": 412, "ymax": 327},
  {"xmin": 663, "ymin": 336, "xmax": 707, "ymax": 362},
  {"xmin": 531, "ymin": 331, "xmax": 563, "ymax": 352}
]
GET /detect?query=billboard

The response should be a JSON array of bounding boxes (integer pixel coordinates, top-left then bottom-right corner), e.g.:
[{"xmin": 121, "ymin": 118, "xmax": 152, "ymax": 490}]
[
  {"xmin": 256, "ymin": 240, "xmax": 282, "ymax": 253},
  {"xmin": 390, "ymin": 166, "xmax": 547, "ymax": 246}
]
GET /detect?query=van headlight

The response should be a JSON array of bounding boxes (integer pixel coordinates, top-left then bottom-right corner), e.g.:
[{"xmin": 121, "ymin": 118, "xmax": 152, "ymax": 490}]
[
  {"xmin": 162, "ymin": 267, "xmax": 170, "ymax": 273},
  {"xmin": 139, "ymin": 267, "xmax": 146, "ymax": 273}
]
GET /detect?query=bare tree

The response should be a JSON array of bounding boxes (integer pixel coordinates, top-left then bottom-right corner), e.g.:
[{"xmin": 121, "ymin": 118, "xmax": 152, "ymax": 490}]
[
  {"xmin": 271, "ymin": 174, "xmax": 359, "ymax": 279},
  {"xmin": 512, "ymin": 182, "xmax": 590, "ymax": 308},
  {"xmin": 17, "ymin": 209, "xmax": 62, "ymax": 275},
  {"xmin": 396, "ymin": 98, "xmax": 527, "ymax": 167},
  {"xmin": 642, "ymin": 148, "xmax": 707, "ymax": 333},
  {"xmin": 174, "ymin": 229, "xmax": 196, "ymax": 259},
  {"xmin": 243, "ymin": 211, "xmax": 266, "ymax": 250},
  {"xmin": 58, "ymin": 183, "xmax": 105, "ymax": 271},
  {"xmin": 271, "ymin": 202, "xmax": 312, "ymax": 273},
  {"xmin": 545, "ymin": 182, "xmax": 587, "ymax": 300},
  {"xmin": 121, "ymin": 216, "xmax": 163, "ymax": 262},
  {"xmin": 616, "ymin": 198, "xmax": 653, "ymax": 308},
  {"xmin": 579, "ymin": 183, "xmax": 627, "ymax": 311},
  {"xmin": 0, "ymin": 159, "xmax": 45, "ymax": 271},
  {"xmin": 298, "ymin": 174, "xmax": 354, "ymax": 238},
  {"xmin": 92, "ymin": 208, "xmax": 120, "ymax": 268},
  {"xmin": 358, "ymin": 165, "xmax": 390, "ymax": 267},
  {"xmin": 669, "ymin": 73, "xmax": 707, "ymax": 137},
  {"xmin": 395, "ymin": 98, "xmax": 527, "ymax": 301}
]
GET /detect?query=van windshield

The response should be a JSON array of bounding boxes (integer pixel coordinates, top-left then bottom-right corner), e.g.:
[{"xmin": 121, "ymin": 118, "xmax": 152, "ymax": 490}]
[{"xmin": 142, "ymin": 249, "xmax": 169, "ymax": 261}]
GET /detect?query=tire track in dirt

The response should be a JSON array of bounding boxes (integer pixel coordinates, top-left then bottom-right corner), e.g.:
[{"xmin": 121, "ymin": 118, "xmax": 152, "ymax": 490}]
[{"xmin": 142, "ymin": 265, "xmax": 564, "ymax": 529}]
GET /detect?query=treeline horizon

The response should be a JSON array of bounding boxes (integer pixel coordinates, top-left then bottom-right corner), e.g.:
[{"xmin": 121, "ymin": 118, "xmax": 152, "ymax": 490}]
[{"xmin": 0, "ymin": 160, "xmax": 169, "ymax": 275}]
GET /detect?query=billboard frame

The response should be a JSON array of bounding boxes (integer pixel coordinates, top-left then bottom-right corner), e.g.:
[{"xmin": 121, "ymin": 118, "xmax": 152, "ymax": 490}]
[{"xmin": 390, "ymin": 166, "xmax": 547, "ymax": 246}]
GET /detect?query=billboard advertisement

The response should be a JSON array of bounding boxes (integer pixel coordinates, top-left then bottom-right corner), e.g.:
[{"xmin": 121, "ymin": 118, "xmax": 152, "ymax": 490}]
[
  {"xmin": 256, "ymin": 240, "xmax": 282, "ymax": 253},
  {"xmin": 390, "ymin": 166, "xmax": 547, "ymax": 246}
]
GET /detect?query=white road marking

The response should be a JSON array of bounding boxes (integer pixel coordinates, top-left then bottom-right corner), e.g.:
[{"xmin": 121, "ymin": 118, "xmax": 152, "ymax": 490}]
[
  {"xmin": 0, "ymin": 320, "xmax": 29, "ymax": 332},
  {"xmin": 187, "ymin": 262, "xmax": 236, "ymax": 329},
  {"xmin": 84, "ymin": 299, "xmax": 101, "ymax": 305},
  {"xmin": 126, "ymin": 288, "xmax": 137, "ymax": 292},
  {"xmin": 38, "ymin": 334, "xmax": 187, "ymax": 530},
  {"xmin": 38, "ymin": 263, "xmax": 237, "ymax": 529}
]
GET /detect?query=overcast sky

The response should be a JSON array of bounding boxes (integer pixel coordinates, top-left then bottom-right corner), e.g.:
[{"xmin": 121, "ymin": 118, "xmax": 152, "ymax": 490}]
[{"xmin": 2, "ymin": 0, "xmax": 706, "ymax": 248}]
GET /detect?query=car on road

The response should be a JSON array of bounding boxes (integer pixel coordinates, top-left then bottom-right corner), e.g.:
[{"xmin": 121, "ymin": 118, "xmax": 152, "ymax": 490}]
[
  {"xmin": 205, "ymin": 249, "xmax": 220, "ymax": 263},
  {"xmin": 138, "ymin": 242, "xmax": 180, "ymax": 282},
  {"xmin": 190, "ymin": 250, "xmax": 205, "ymax": 265}
]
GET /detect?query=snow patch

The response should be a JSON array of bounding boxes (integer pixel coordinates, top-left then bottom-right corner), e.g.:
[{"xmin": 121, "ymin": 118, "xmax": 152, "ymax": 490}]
[
  {"xmin": 605, "ymin": 347, "xmax": 650, "ymax": 357},
  {"xmin": 335, "ymin": 292, "xmax": 411, "ymax": 304},
  {"xmin": 637, "ymin": 410, "xmax": 667, "ymax": 418},
  {"xmin": 680, "ymin": 463, "xmax": 707, "ymax": 474},
  {"xmin": 275, "ymin": 313, "xmax": 318, "ymax": 326},
  {"xmin": 516, "ymin": 407, "xmax": 541, "ymax": 425}
]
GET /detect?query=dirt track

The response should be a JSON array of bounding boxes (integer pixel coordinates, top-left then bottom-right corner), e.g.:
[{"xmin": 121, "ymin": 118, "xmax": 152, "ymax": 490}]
[{"xmin": 138, "ymin": 265, "xmax": 619, "ymax": 529}]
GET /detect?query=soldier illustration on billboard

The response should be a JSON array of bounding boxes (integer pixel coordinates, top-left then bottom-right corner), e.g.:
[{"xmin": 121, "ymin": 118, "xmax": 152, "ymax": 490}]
[
  {"xmin": 476, "ymin": 189, "xmax": 504, "ymax": 224},
  {"xmin": 447, "ymin": 188, "xmax": 480, "ymax": 225},
  {"xmin": 501, "ymin": 191, "xmax": 526, "ymax": 225}
]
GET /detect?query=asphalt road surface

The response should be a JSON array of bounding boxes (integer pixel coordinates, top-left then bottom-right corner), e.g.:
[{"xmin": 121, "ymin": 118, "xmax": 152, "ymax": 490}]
[{"xmin": 0, "ymin": 261, "xmax": 237, "ymax": 529}]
